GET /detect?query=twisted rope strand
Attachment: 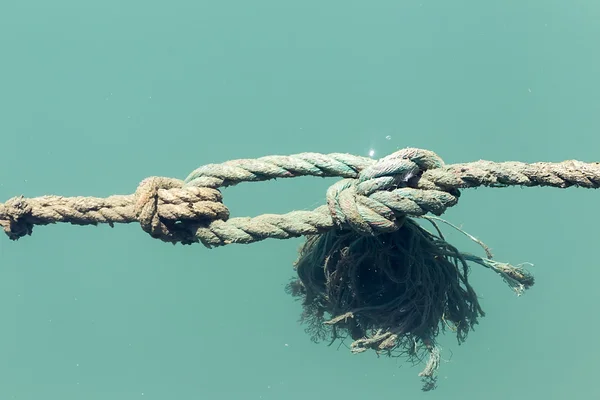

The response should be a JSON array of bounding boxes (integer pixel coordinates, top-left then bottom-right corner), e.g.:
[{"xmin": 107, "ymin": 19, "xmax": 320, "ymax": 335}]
[
  {"xmin": 1, "ymin": 149, "xmax": 597, "ymax": 246},
  {"xmin": 184, "ymin": 153, "xmax": 374, "ymax": 188},
  {"xmin": 423, "ymin": 160, "xmax": 600, "ymax": 190},
  {"xmin": 185, "ymin": 153, "xmax": 600, "ymax": 190}
]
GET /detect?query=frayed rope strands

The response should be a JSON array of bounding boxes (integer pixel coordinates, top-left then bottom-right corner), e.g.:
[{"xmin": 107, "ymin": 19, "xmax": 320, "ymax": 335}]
[{"xmin": 1, "ymin": 147, "xmax": 598, "ymax": 391}]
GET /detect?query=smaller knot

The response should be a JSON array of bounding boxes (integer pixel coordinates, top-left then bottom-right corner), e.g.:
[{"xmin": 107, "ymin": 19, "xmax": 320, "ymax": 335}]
[
  {"xmin": 357, "ymin": 148, "xmax": 445, "ymax": 195},
  {"xmin": 326, "ymin": 148, "xmax": 458, "ymax": 236},
  {"xmin": 134, "ymin": 177, "xmax": 230, "ymax": 245},
  {"xmin": 0, "ymin": 196, "xmax": 35, "ymax": 240}
]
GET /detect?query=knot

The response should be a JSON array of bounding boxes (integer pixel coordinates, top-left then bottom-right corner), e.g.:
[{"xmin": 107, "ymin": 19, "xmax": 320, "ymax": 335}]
[
  {"xmin": 134, "ymin": 177, "xmax": 230, "ymax": 245},
  {"xmin": 0, "ymin": 196, "xmax": 35, "ymax": 240},
  {"xmin": 326, "ymin": 148, "xmax": 459, "ymax": 236}
]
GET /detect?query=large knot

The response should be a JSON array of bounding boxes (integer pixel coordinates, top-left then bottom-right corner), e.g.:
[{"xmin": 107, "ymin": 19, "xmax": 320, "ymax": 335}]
[
  {"xmin": 134, "ymin": 177, "xmax": 230, "ymax": 244},
  {"xmin": 326, "ymin": 148, "xmax": 459, "ymax": 236}
]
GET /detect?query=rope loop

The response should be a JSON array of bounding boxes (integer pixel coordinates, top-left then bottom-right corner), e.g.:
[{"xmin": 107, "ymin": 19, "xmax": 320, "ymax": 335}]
[
  {"xmin": 134, "ymin": 177, "xmax": 229, "ymax": 244},
  {"xmin": 326, "ymin": 148, "xmax": 458, "ymax": 236}
]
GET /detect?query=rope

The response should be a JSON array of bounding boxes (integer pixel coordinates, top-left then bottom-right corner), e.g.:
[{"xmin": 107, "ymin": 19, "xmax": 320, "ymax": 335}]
[{"xmin": 1, "ymin": 148, "xmax": 598, "ymax": 246}]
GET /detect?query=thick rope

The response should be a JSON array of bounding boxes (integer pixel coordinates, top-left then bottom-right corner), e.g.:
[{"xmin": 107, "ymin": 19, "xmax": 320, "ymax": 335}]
[
  {"xmin": 1, "ymin": 148, "xmax": 598, "ymax": 246},
  {"xmin": 185, "ymin": 151, "xmax": 600, "ymax": 190}
]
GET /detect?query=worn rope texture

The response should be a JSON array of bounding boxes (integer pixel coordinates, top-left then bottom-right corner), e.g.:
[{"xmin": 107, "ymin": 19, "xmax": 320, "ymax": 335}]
[{"xmin": 1, "ymin": 148, "xmax": 598, "ymax": 247}]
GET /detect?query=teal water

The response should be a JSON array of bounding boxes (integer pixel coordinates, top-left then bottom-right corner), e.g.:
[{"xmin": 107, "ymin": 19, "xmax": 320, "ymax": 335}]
[{"xmin": 1, "ymin": 1, "xmax": 599, "ymax": 399}]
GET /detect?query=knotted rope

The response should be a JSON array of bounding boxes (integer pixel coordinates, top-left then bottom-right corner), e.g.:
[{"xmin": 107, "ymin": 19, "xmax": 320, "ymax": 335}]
[
  {"xmin": 1, "ymin": 147, "xmax": 597, "ymax": 391},
  {"xmin": 1, "ymin": 148, "xmax": 596, "ymax": 245}
]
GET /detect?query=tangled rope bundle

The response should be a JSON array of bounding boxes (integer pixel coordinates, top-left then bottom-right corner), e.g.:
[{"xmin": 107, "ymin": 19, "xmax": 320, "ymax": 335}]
[{"xmin": 1, "ymin": 148, "xmax": 598, "ymax": 390}]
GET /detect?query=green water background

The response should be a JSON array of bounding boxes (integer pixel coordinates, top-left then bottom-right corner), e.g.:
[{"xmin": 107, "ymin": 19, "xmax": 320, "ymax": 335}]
[{"xmin": 1, "ymin": 1, "xmax": 599, "ymax": 399}]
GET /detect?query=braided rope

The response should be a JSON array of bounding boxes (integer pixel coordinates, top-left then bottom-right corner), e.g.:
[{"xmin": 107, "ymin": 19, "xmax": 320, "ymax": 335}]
[{"xmin": 1, "ymin": 148, "xmax": 598, "ymax": 246}]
